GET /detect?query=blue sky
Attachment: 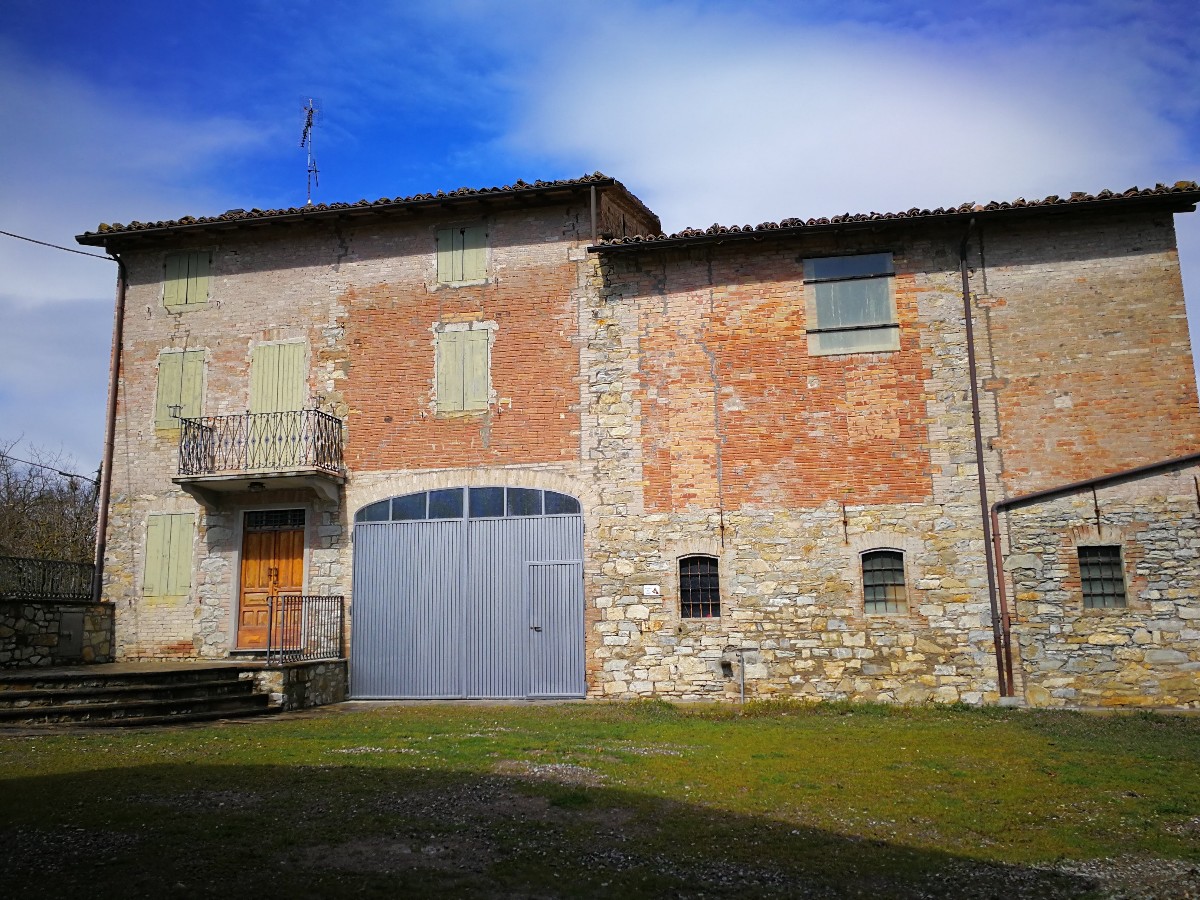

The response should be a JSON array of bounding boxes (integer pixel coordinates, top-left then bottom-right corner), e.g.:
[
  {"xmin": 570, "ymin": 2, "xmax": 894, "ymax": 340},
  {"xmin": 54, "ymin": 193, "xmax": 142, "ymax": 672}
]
[{"xmin": 2, "ymin": 0, "xmax": 1198, "ymax": 470}]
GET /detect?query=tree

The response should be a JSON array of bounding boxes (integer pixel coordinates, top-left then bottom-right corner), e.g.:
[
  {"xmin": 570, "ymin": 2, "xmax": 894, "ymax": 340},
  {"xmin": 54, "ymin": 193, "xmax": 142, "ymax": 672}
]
[{"xmin": 0, "ymin": 441, "xmax": 98, "ymax": 563}]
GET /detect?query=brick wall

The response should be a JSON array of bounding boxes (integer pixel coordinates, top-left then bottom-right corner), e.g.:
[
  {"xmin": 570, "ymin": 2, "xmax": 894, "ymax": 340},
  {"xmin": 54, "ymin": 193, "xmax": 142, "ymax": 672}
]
[
  {"xmin": 342, "ymin": 205, "xmax": 589, "ymax": 473},
  {"xmin": 980, "ymin": 210, "xmax": 1200, "ymax": 495}
]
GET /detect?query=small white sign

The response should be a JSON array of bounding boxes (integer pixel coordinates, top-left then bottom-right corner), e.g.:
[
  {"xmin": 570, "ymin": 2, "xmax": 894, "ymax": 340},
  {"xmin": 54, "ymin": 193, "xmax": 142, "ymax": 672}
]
[{"xmin": 642, "ymin": 584, "xmax": 661, "ymax": 597}]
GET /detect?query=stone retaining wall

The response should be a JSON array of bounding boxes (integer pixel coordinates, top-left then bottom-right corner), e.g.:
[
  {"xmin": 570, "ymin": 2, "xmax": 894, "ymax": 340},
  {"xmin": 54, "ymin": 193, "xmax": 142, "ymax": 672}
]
[
  {"xmin": 251, "ymin": 659, "xmax": 348, "ymax": 710},
  {"xmin": 0, "ymin": 600, "xmax": 114, "ymax": 668}
]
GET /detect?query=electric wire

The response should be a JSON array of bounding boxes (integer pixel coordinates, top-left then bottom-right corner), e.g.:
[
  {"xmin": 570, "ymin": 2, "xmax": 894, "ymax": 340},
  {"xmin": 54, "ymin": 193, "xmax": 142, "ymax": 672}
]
[
  {"xmin": 0, "ymin": 452, "xmax": 100, "ymax": 484},
  {"xmin": 0, "ymin": 229, "xmax": 112, "ymax": 260}
]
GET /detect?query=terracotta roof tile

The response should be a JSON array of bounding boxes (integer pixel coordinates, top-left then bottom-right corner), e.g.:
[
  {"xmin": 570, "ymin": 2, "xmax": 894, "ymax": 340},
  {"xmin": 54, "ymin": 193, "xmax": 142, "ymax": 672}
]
[
  {"xmin": 594, "ymin": 181, "xmax": 1200, "ymax": 249},
  {"xmin": 78, "ymin": 173, "xmax": 653, "ymax": 242}
]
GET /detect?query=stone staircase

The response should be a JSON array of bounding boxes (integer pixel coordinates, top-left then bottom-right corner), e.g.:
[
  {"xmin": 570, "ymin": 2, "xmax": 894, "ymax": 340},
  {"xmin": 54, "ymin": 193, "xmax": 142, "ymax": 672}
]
[{"xmin": 0, "ymin": 663, "xmax": 278, "ymax": 727}]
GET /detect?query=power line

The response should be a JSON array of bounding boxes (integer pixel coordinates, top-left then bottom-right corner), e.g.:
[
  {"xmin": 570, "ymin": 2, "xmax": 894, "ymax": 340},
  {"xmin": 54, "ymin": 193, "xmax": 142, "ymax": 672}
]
[
  {"xmin": 0, "ymin": 452, "xmax": 100, "ymax": 485},
  {"xmin": 0, "ymin": 229, "xmax": 113, "ymax": 260}
]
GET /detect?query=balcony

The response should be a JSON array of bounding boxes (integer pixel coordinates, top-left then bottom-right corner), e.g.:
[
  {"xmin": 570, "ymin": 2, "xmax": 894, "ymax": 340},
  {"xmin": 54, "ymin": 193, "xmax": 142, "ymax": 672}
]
[{"xmin": 173, "ymin": 410, "xmax": 346, "ymax": 506}]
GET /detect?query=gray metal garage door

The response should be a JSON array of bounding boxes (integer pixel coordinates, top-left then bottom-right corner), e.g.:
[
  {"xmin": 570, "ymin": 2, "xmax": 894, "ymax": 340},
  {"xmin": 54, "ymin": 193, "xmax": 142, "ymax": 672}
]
[{"xmin": 350, "ymin": 486, "xmax": 585, "ymax": 699}]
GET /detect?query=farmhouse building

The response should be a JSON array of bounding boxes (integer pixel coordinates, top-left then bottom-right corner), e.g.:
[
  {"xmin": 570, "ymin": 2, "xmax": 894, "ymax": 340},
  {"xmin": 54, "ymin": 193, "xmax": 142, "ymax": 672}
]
[{"xmin": 76, "ymin": 173, "xmax": 1200, "ymax": 708}]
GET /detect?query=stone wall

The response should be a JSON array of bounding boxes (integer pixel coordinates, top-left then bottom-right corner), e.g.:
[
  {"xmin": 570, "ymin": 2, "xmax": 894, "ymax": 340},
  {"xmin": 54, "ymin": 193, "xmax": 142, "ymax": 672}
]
[
  {"xmin": 0, "ymin": 600, "xmax": 114, "ymax": 668},
  {"xmin": 1005, "ymin": 464, "xmax": 1200, "ymax": 708},
  {"xmin": 251, "ymin": 659, "xmax": 348, "ymax": 710},
  {"xmin": 583, "ymin": 226, "xmax": 1004, "ymax": 701}
]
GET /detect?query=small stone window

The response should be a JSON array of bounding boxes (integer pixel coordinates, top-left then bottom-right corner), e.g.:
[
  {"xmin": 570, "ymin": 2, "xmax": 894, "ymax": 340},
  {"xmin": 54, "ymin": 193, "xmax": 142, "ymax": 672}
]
[
  {"xmin": 679, "ymin": 555, "xmax": 720, "ymax": 618},
  {"xmin": 1078, "ymin": 545, "xmax": 1127, "ymax": 609},
  {"xmin": 862, "ymin": 549, "xmax": 907, "ymax": 614}
]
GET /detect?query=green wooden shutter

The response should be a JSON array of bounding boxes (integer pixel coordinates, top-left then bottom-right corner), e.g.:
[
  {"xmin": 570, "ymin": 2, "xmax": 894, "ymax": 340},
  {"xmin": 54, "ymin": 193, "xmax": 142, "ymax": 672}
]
[
  {"xmin": 143, "ymin": 513, "xmax": 193, "ymax": 599},
  {"xmin": 155, "ymin": 351, "xmax": 204, "ymax": 427},
  {"xmin": 437, "ymin": 332, "xmax": 465, "ymax": 411},
  {"xmin": 185, "ymin": 251, "xmax": 211, "ymax": 305},
  {"xmin": 463, "ymin": 330, "xmax": 489, "ymax": 410},
  {"xmin": 461, "ymin": 226, "xmax": 486, "ymax": 281},
  {"xmin": 436, "ymin": 228, "xmax": 455, "ymax": 283},
  {"xmin": 155, "ymin": 353, "xmax": 183, "ymax": 428},
  {"xmin": 180, "ymin": 351, "xmax": 204, "ymax": 419},
  {"xmin": 164, "ymin": 252, "xmax": 210, "ymax": 307},
  {"xmin": 250, "ymin": 342, "xmax": 307, "ymax": 413},
  {"xmin": 143, "ymin": 515, "xmax": 169, "ymax": 597},
  {"xmin": 163, "ymin": 254, "xmax": 187, "ymax": 306},
  {"xmin": 166, "ymin": 513, "xmax": 194, "ymax": 596}
]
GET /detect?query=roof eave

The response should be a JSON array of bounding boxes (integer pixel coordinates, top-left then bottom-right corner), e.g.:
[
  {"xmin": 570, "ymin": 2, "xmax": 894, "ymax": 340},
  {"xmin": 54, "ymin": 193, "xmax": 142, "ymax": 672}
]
[
  {"xmin": 76, "ymin": 177, "xmax": 631, "ymax": 247},
  {"xmin": 588, "ymin": 192, "xmax": 1200, "ymax": 255}
]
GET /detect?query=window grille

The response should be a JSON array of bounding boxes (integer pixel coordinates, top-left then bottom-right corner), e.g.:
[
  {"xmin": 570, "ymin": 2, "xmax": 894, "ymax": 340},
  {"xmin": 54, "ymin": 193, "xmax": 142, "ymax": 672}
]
[
  {"xmin": 679, "ymin": 555, "xmax": 720, "ymax": 618},
  {"xmin": 1078, "ymin": 545, "xmax": 1127, "ymax": 609},
  {"xmin": 245, "ymin": 509, "xmax": 305, "ymax": 531},
  {"xmin": 862, "ymin": 549, "xmax": 907, "ymax": 614}
]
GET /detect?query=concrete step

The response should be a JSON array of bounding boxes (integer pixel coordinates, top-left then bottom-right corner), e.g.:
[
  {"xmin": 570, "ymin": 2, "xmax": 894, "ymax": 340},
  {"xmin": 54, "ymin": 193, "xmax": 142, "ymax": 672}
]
[
  {"xmin": 1, "ymin": 691, "xmax": 275, "ymax": 725},
  {"xmin": 0, "ymin": 676, "xmax": 257, "ymax": 710},
  {"xmin": 0, "ymin": 663, "xmax": 278, "ymax": 726},
  {"xmin": 0, "ymin": 666, "xmax": 248, "ymax": 693}
]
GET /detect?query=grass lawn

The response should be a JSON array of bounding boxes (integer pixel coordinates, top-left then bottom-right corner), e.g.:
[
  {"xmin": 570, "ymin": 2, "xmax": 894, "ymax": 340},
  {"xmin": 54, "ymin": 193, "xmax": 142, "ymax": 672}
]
[{"xmin": 2, "ymin": 700, "xmax": 1199, "ymax": 898}]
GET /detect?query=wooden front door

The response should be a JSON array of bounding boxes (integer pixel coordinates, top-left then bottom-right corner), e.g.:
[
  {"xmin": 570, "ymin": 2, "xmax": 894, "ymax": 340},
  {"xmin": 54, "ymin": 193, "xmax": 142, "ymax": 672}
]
[{"xmin": 238, "ymin": 510, "xmax": 305, "ymax": 649}]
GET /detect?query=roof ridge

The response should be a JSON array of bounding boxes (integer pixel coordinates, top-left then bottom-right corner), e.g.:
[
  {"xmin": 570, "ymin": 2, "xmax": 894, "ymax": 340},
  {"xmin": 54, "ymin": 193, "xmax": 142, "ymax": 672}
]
[
  {"xmin": 596, "ymin": 181, "xmax": 1200, "ymax": 247},
  {"xmin": 78, "ymin": 172, "xmax": 651, "ymax": 239}
]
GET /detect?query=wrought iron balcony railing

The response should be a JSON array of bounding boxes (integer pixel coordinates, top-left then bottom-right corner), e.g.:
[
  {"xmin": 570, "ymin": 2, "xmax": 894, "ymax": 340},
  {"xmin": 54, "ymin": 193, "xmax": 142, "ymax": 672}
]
[
  {"xmin": 178, "ymin": 410, "xmax": 345, "ymax": 478},
  {"xmin": 0, "ymin": 556, "xmax": 95, "ymax": 601}
]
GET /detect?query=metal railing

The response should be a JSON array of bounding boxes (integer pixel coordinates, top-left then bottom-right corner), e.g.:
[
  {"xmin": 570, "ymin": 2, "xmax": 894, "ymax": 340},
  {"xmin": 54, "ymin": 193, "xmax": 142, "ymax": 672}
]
[
  {"xmin": 265, "ymin": 594, "xmax": 345, "ymax": 664},
  {"xmin": 0, "ymin": 556, "xmax": 95, "ymax": 601},
  {"xmin": 178, "ymin": 410, "xmax": 345, "ymax": 477}
]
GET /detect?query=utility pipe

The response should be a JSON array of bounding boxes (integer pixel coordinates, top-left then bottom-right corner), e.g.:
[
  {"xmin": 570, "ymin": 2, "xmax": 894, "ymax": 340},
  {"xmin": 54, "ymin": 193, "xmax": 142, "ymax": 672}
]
[
  {"xmin": 959, "ymin": 219, "xmax": 1010, "ymax": 697},
  {"xmin": 92, "ymin": 252, "xmax": 127, "ymax": 605},
  {"xmin": 990, "ymin": 506, "xmax": 1015, "ymax": 692},
  {"xmin": 590, "ymin": 185, "xmax": 598, "ymax": 245}
]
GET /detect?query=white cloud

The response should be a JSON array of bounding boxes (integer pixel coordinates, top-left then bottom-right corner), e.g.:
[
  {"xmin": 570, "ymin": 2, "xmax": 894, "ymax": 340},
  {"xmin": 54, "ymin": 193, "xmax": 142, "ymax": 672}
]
[
  {"xmin": 510, "ymin": 8, "xmax": 1190, "ymax": 230},
  {"xmin": 0, "ymin": 42, "xmax": 266, "ymax": 306}
]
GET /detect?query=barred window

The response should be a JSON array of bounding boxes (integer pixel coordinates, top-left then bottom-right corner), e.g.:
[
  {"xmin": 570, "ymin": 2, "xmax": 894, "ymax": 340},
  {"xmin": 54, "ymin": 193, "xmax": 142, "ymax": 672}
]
[
  {"xmin": 245, "ymin": 509, "xmax": 305, "ymax": 531},
  {"xmin": 679, "ymin": 555, "xmax": 720, "ymax": 618},
  {"xmin": 1078, "ymin": 545, "xmax": 1127, "ymax": 609},
  {"xmin": 862, "ymin": 549, "xmax": 907, "ymax": 614}
]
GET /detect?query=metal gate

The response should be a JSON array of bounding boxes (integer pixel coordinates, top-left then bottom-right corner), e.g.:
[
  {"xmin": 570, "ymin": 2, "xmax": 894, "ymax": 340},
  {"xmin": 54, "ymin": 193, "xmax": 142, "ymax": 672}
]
[{"xmin": 350, "ymin": 487, "xmax": 585, "ymax": 699}]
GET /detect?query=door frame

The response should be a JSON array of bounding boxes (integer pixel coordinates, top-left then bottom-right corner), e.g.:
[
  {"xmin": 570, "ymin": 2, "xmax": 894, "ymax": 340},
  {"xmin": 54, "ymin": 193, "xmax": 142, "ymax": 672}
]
[
  {"xmin": 233, "ymin": 505, "xmax": 311, "ymax": 651},
  {"xmin": 348, "ymin": 487, "xmax": 585, "ymax": 699},
  {"xmin": 525, "ymin": 559, "xmax": 585, "ymax": 699}
]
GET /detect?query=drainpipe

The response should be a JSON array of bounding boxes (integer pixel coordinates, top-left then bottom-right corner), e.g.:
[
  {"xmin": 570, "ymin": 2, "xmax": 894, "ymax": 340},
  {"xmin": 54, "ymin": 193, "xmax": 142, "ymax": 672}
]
[
  {"xmin": 959, "ymin": 219, "xmax": 1010, "ymax": 697},
  {"xmin": 590, "ymin": 185, "xmax": 598, "ymax": 245},
  {"xmin": 990, "ymin": 505, "xmax": 1014, "ymax": 693},
  {"xmin": 92, "ymin": 251, "xmax": 127, "ymax": 605}
]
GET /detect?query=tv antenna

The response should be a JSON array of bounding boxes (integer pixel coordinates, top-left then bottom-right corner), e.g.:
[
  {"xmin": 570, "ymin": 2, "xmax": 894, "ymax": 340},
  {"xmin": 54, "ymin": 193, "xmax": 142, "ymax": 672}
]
[{"xmin": 300, "ymin": 98, "xmax": 320, "ymax": 205}]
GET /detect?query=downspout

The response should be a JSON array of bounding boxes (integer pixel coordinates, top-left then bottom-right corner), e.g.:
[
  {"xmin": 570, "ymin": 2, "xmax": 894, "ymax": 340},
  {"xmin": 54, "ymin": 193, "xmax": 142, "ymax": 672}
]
[
  {"xmin": 990, "ymin": 505, "xmax": 1014, "ymax": 692},
  {"xmin": 959, "ymin": 219, "xmax": 1010, "ymax": 697},
  {"xmin": 92, "ymin": 251, "xmax": 127, "ymax": 604},
  {"xmin": 590, "ymin": 185, "xmax": 598, "ymax": 245}
]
